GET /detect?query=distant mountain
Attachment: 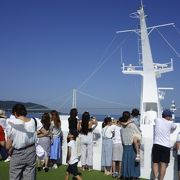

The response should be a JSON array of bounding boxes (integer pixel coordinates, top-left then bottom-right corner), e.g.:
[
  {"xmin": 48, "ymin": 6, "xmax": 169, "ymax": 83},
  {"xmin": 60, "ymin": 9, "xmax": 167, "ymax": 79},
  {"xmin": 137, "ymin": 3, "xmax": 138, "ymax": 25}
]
[{"xmin": 0, "ymin": 101, "xmax": 49, "ymax": 111}]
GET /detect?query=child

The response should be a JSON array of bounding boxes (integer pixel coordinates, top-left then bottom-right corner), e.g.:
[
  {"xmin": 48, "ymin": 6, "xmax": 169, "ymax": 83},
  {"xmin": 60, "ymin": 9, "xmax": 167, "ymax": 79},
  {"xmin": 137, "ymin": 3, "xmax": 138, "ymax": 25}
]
[
  {"xmin": 65, "ymin": 130, "xmax": 82, "ymax": 180},
  {"xmin": 111, "ymin": 119, "xmax": 123, "ymax": 178},
  {"xmin": 120, "ymin": 111, "xmax": 142, "ymax": 163},
  {"xmin": 36, "ymin": 113, "xmax": 51, "ymax": 172},
  {"xmin": 133, "ymin": 130, "xmax": 141, "ymax": 162},
  {"xmin": 131, "ymin": 108, "xmax": 141, "ymax": 162}
]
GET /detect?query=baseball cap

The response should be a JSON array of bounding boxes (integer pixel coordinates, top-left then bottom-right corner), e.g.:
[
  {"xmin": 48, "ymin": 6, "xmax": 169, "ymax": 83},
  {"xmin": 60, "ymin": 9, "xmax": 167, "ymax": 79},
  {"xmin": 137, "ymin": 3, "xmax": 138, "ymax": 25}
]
[{"xmin": 162, "ymin": 109, "xmax": 173, "ymax": 118}]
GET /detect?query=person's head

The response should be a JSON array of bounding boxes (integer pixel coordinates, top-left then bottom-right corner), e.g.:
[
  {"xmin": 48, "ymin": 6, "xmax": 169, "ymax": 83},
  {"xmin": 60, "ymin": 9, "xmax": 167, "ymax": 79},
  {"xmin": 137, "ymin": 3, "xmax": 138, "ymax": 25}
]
[
  {"xmin": 70, "ymin": 108, "xmax": 78, "ymax": 118},
  {"xmin": 82, "ymin": 111, "xmax": 90, "ymax": 121},
  {"xmin": 117, "ymin": 117, "xmax": 123, "ymax": 125},
  {"xmin": 162, "ymin": 109, "xmax": 173, "ymax": 120},
  {"xmin": 103, "ymin": 116, "xmax": 112, "ymax": 127},
  {"xmin": 51, "ymin": 110, "xmax": 60, "ymax": 128},
  {"xmin": 41, "ymin": 113, "xmax": 51, "ymax": 130},
  {"xmin": 81, "ymin": 111, "xmax": 90, "ymax": 135},
  {"xmin": 12, "ymin": 105, "xmax": 16, "ymax": 115},
  {"xmin": 131, "ymin": 108, "xmax": 140, "ymax": 117},
  {"xmin": 12, "ymin": 104, "xmax": 27, "ymax": 117},
  {"xmin": 68, "ymin": 130, "xmax": 79, "ymax": 141},
  {"xmin": 121, "ymin": 111, "xmax": 131, "ymax": 122}
]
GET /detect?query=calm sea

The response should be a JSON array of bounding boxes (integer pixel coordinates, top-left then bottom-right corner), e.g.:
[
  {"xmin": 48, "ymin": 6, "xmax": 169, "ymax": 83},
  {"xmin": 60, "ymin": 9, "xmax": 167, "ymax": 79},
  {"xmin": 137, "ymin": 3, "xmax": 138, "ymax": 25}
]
[{"xmin": 6, "ymin": 112, "xmax": 180, "ymax": 122}]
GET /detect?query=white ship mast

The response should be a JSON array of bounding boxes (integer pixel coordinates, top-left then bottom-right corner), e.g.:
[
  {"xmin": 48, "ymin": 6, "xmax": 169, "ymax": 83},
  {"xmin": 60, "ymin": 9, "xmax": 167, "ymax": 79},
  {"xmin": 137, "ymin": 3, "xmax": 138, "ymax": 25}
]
[{"xmin": 117, "ymin": 5, "xmax": 174, "ymax": 124}]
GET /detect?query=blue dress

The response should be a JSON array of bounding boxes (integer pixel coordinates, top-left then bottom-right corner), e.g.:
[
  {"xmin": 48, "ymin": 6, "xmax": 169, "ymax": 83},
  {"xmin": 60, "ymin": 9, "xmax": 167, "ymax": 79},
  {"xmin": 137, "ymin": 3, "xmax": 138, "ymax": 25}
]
[
  {"xmin": 50, "ymin": 136, "xmax": 61, "ymax": 160},
  {"xmin": 50, "ymin": 125, "xmax": 62, "ymax": 160},
  {"xmin": 121, "ymin": 145, "xmax": 140, "ymax": 178}
]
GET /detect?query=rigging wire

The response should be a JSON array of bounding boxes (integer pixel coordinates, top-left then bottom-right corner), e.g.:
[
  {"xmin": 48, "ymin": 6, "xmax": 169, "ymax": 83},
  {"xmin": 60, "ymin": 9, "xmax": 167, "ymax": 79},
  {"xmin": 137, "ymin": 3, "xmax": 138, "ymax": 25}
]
[
  {"xmin": 77, "ymin": 89, "xmax": 130, "ymax": 107},
  {"xmin": 35, "ymin": 34, "xmax": 132, "ymax": 111},
  {"xmin": 77, "ymin": 33, "xmax": 132, "ymax": 90},
  {"xmin": 56, "ymin": 94, "xmax": 72, "ymax": 111},
  {"xmin": 28, "ymin": 90, "xmax": 73, "ymax": 110},
  {"xmin": 77, "ymin": 35, "xmax": 117, "ymax": 90},
  {"xmin": 57, "ymin": 33, "xmax": 133, "ymax": 110},
  {"xmin": 156, "ymin": 28, "xmax": 180, "ymax": 58},
  {"xmin": 174, "ymin": 25, "xmax": 180, "ymax": 35}
]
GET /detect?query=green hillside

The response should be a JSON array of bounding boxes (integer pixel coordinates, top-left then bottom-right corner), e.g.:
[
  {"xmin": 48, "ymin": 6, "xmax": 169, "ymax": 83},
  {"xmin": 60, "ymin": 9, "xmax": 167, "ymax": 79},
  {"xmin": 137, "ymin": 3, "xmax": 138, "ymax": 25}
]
[{"xmin": 0, "ymin": 100, "xmax": 49, "ymax": 111}]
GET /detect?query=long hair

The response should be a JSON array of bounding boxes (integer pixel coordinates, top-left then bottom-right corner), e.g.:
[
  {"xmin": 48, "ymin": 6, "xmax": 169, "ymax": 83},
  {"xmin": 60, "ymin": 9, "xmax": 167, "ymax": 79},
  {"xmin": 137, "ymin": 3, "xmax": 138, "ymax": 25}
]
[
  {"xmin": 70, "ymin": 108, "xmax": 78, "ymax": 118},
  {"xmin": 51, "ymin": 110, "xmax": 60, "ymax": 128},
  {"xmin": 81, "ymin": 111, "xmax": 90, "ymax": 135},
  {"xmin": 41, "ymin": 113, "xmax": 51, "ymax": 130}
]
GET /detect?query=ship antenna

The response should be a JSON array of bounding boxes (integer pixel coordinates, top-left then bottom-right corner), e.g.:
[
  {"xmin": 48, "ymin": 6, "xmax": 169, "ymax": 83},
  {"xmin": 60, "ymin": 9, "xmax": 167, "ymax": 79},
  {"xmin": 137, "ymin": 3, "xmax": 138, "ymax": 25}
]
[{"xmin": 120, "ymin": 48, "xmax": 123, "ymax": 65}]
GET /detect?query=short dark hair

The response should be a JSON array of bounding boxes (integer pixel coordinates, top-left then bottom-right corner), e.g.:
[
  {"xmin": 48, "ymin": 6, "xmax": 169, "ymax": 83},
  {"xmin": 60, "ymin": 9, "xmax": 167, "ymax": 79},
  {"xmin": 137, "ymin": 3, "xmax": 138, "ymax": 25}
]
[
  {"xmin": 162, "ymin": 109, "xmax": 172, "ymax": 118},
  {"xmin": 121, "ymin": 111, "xmax": 131, "ymax": 122},
  {"xmin": 12, "ymin": 104, "xmax": 27, "ymax": 116},
  {"xmin": 103, "ymin": 117, "xmax": 112, "ymax": 127},
  {"xmin": 131, "ymin": 108, "xmax": 140, "ymax": 117},
  {"xmin": 69, "ymin": 130, "xmax": 79, "ymax": 139}
]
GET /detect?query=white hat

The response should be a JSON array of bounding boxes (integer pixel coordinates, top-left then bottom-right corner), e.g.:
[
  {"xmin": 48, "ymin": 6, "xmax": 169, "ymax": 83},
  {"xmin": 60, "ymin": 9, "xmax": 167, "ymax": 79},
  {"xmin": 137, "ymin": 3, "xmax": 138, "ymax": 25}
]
[{"xmin": 0, "ymin": 110, "xmax": 6, "ymax": 118}]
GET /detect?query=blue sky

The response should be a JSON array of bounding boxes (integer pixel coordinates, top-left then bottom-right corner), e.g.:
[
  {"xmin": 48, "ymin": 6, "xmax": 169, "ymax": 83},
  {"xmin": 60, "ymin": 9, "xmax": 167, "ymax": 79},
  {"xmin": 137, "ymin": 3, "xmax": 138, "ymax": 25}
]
[{"xmin": 0, "ymin": 0, "xmax": 180, "ymax": 115}]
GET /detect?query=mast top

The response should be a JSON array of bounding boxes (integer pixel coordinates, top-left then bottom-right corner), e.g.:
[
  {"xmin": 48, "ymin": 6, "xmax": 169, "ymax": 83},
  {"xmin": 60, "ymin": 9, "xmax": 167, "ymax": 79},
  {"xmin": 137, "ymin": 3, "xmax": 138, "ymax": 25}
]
[{"xmin": 141, "ymin": 0, "xmax": 143, "ymax": 8}]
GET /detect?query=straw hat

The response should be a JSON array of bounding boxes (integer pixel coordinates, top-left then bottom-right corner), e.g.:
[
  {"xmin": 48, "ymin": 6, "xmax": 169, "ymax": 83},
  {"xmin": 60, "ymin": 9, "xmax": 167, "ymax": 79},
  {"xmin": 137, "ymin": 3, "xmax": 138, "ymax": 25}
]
[{"xmin": 0, "ymin": 109, "xmax": 6, "ymax": 118}]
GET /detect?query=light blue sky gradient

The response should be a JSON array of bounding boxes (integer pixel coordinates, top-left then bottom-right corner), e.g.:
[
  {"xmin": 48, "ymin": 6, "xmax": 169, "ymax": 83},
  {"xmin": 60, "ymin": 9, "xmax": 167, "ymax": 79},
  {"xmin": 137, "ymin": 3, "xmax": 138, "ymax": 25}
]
[{"xmin": 0, "ymin": 0, "xmax": 180, "ymax": 115}]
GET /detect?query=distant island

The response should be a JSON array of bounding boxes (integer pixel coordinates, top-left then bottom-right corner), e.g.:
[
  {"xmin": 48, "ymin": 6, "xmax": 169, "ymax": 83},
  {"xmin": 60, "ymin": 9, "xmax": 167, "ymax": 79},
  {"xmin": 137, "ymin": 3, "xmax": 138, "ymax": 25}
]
[{"xmin": 0, "ymin": 100, "xmax": 49, "ymax": 112}]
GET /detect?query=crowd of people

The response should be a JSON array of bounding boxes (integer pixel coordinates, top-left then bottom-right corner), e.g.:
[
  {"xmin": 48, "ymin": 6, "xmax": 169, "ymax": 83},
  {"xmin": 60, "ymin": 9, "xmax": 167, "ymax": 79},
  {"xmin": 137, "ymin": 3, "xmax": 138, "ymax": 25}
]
[{"xmin": 0, "ymin": 104, "xmax": 179, "ymax": 180}]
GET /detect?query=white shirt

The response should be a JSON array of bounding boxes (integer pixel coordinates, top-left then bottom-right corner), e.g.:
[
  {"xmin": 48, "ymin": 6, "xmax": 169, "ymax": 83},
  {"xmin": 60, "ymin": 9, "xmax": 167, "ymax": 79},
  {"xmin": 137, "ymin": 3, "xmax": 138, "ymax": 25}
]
[
  {"xmin": 6, "ymin": 116, "xmax": 43, "ymax": 149},
  {"xmin": 132, "ymin": 117, "xmax": 140, "ymax": 127},
  {"xmin": 112, "ymin": 125, "xmax": 122, "ymax": 144},
  {"xmin": 153, "ymin": 118, "xmax": 177, "ymax": 148},
  {"xmin": 102, "ymin": 125, "xmax": 114, "ymax": 139},
  {"xmin": 177, "ymin": 132, "xmax": 180, "ymax": 142},
  {"xmin": 67, "ymin": 140, "xmax": 78, "ymax": 165}
]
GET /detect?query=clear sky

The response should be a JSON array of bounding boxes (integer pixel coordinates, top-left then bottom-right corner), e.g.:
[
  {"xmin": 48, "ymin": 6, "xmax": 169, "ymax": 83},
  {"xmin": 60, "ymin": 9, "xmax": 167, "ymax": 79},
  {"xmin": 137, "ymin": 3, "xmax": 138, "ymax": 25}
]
[{"xmin": 0, "ymin": 0, "xmax": 180, "ymax": 115}]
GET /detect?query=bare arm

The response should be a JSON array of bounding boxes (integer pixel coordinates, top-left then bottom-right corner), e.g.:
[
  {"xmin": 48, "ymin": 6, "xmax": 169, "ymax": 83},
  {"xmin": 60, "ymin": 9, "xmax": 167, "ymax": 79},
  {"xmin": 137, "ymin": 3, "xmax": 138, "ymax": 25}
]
[
  {"xmin": 6, "ymin": 137, "xmax": 13, "ymax": 150},
  {"xmin": 177, "ymin": 142, "xmax": 180, "ymax": 150},
  {"xmin": 77, "ymin": 120, "xmax": 81, "ymax": 132},
  {"xmin": 0, "ymin": 140, "xmax": 5, "ymax": 147},
  {"xmin": 66, "ymin": 146, "xmax": 71, "ymax": 164},
  {"xmin": 39, "ymin": 127, "xmax": 49, "ymax": 137},
  {"xmin": 171, "ymin": 123, "xmax": 177, "ymax": 133},
  {"xmin": 37, "ymin": 129, "xmax": 50, "ymax": 138},
  {"xmin": 89, "ymin": 118, "xmax": 98, "ymax": 130}
]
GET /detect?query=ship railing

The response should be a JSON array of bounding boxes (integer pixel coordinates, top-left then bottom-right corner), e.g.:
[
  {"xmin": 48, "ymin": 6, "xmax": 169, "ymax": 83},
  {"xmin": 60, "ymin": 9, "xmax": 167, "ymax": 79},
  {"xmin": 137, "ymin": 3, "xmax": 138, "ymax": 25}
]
[
  {"xmin": 122, "ymin": 63, "xmax": 143, "ymax": 74},
  {"xmin": 153, "ymin": 58, "xmax": 173, "ymax": 74}
]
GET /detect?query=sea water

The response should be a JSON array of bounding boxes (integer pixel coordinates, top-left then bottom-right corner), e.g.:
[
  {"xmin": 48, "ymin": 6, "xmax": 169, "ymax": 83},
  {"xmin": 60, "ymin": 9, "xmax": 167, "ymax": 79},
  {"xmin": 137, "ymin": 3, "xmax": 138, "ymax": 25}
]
[{"xmin": 5, "ymin": 111, "xmax": 180, "ymax": 122}]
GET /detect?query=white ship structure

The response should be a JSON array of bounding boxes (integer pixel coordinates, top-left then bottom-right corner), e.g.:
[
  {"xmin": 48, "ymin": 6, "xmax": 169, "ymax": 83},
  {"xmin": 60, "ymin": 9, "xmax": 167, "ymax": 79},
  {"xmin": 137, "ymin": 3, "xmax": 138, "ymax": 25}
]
[{"xmin": 60, "ymin": 4, "xmax": 180, "ymax": 180}]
